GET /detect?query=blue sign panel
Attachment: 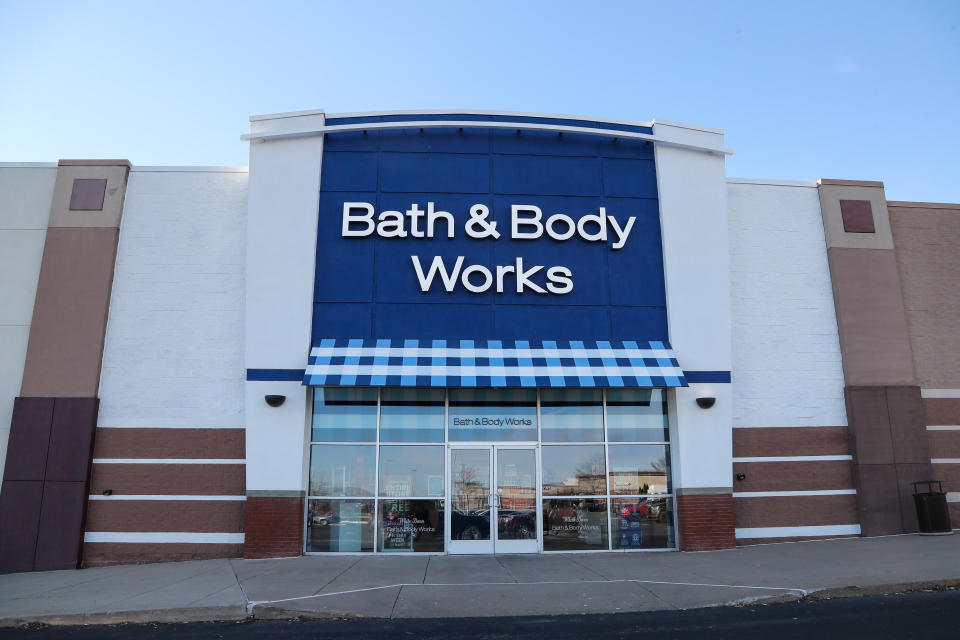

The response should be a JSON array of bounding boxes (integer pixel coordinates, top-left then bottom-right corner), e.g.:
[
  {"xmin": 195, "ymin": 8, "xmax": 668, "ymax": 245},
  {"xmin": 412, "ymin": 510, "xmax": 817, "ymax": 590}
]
[{"xmin": 313, "ymin": 114, "xmax": 667, "ymax": 344}]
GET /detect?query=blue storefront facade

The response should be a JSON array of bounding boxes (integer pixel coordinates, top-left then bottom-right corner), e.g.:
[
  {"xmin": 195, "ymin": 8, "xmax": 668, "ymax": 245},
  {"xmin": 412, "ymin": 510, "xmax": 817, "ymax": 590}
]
[
  {"xmin": 312, "ymin": 114, "xmax": 667, "ymax": 344},
  {"xmin": 242, "ymin": 110, "xmax": 735, "ymax": 557}
]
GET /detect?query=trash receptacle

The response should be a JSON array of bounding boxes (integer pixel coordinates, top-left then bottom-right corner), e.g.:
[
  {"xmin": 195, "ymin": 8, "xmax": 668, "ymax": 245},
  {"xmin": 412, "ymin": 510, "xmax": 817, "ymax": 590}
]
[{"xmin": 912, "ymin": 480, "xmax": 953, "ymax": 535}]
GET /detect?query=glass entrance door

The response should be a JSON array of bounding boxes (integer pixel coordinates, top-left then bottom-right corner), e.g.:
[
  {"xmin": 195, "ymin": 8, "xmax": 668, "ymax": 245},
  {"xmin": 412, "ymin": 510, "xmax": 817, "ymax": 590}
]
[
  {"xmin": 448, "ymin": 445, "xmax": 539, "ymax": 554},
  {"xmin": 494, "ymin": 447, "xmax": 538, "ymax": 553}
]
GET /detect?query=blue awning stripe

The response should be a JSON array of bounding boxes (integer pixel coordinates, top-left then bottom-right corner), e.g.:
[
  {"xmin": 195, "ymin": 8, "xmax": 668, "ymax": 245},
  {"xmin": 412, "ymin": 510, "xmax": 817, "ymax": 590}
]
[{"xmin": 303, "ymin": 339, "xmax": 687, "ymax": 388}]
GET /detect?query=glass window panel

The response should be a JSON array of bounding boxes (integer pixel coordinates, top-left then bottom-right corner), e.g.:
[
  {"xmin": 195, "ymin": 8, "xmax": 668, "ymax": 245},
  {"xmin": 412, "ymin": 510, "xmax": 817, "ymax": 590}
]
[
  {"xmin": 312, "ymin": 388, "xmax": 378, "ymax": 442},
  {"xmin": 540, "ymin": 389, "xmax": 603, "ymax": 442},
  {"xmin": 612, "ymin": 497, "xmax": 675, "ymax": 549},
  {"xmin": 451, "ymin": 449, "xmax": 491, "ymax": 541},
  {"xmin": 542, "ymin": 498, "xmax": 609, "ymax": 551},
  {"xmin": 448, "ymin": 389, "xmax": 537, "ymax": 441},
  {"xmin": 378, "ymin": 446, "xmax": 445, "ymax": 497},
  {"xmin": 306, "ymin": 499, "xmax": 375, "ymax": 552},
  {"xmin": 309, "ymin": 445, "xmax": 376, "ymax": 496},
  {"xmin": 379, "ymin": 387, "xmax": 445, "ymax": 443},
  {"xmin": 608, "ymin": 444, "xmax": 671, "ymax": 495},
  {"xmin": 379, "ymin": 499, "xmax": 444, "ymax": 552},
  {"xmin": 605, "ymin": 389, "xmax": 669, "ymax": 442},
  {"xmin": 541, "ymin": 445, "xmax": 606, "ymax": 496},
  {"xmin": 497, "ymin": 448, "xmax": 537, "ymax": 540}
]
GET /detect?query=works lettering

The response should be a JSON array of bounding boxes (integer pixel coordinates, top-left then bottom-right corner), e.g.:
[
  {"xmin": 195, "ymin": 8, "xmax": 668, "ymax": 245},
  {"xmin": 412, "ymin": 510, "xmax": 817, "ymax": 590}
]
[{"xmin": 341, "ymin": 202, "xmax": 638, "ymax": 295}]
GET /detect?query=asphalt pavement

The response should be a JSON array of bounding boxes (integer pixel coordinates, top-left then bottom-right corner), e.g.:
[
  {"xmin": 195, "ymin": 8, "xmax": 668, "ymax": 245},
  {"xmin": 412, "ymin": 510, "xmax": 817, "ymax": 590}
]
[{"xmin": 0, "ymin": 533, "xmax": 958, "ymax": 626}]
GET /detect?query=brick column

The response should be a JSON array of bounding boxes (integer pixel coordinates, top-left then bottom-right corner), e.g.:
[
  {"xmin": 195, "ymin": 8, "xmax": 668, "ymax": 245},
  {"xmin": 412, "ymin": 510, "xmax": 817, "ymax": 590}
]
[
  {"xmin": 243, "ymin": 493, "xmax": 304, "ymax": 558},
  {"xmin": 817, "ymin": 180, "xmax": 931, "ymax": 536},
  {"xmin": 676, "ymin": 492, "xmax": 735, "ymax": 551}
]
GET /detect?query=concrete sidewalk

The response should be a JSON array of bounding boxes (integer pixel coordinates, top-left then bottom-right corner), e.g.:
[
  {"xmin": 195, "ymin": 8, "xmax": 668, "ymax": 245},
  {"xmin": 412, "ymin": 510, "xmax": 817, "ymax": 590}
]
[{"xmin": 0, "ymin": 534, "xmax": 958, "ymax": 626}]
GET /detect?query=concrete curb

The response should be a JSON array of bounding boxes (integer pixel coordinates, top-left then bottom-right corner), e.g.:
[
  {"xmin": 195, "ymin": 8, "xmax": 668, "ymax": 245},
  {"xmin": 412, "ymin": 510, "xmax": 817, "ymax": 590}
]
[
  {"xmin": 3, "ymin": 579, "xmax": 958, "ymax": 627},
  {"xmin": 0, "ymin": 606, "xmax": 248, "ymax": 628},
  {"xmin": 796, "ymin": 580, "xmax": 960, "ymax": 602}
]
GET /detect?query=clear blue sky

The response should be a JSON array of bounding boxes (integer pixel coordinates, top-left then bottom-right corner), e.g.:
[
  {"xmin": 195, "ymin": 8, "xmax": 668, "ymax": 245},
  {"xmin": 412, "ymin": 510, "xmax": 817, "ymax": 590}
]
[{"xmin": 2, "ymin": 0, "xmax": 958, "ymax": 201}]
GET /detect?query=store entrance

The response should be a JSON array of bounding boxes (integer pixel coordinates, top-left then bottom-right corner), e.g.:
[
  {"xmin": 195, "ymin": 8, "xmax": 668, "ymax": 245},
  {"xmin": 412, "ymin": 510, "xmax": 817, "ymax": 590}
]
[{"xmin": 447, "ymin": 445, "xmax": 539, "ymax": 554}]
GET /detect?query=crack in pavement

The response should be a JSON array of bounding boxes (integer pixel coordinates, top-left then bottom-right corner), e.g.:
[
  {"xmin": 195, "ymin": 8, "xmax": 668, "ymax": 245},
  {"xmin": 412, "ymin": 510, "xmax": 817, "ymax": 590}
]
[
  {"xmin": 563, "ymin": 554, "xmax": 616, "ymax": 581},
  {"xmin": 310, "ymin": 557, "xmax": 363, "ymax": 596},
  {"xmin": 494, "ymin": 556, "xmax": 520, "ymax": 583},
  {"xmin": 390, "ymin": 585, "xmax": 404, "ymax": 619}
]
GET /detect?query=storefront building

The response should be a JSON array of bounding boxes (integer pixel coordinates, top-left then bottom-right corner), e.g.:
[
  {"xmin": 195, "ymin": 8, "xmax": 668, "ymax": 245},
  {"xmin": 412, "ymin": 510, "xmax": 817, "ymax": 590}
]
[{"xmin": 0, "ymin": 110, "xmax": 957, "ymax": 571}]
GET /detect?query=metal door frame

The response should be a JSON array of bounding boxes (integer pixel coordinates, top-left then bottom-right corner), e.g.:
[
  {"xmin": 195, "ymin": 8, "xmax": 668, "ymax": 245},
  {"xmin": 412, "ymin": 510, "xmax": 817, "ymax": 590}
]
[
  {"xmin": 491, "ymin": 443, "xmax": 540, "ymax": 554},
  {"xmin": 446, "ymin": 444, "xmax": 540, "ymax": 554}
]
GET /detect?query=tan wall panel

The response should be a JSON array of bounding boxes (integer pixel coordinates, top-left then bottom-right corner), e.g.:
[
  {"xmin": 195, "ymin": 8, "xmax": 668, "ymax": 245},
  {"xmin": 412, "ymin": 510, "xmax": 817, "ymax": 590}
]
[
  {"xmin": 83, "ymin": 542, "xmax": 242, "ymax": 567},
  {"xmin": 827, "ymin": 248, "xmax": 916, "ymax": 386},
  {"xmin": 733, "ymin": 427, "xmax": 850, "ymax": 457},
  {"xmin": 818, "ymin": 182, "xmax": 894, "ymax": 250},
  {"xmin": 733, "ymin": 494, "xmax": 859, "ymax": 528},
  {"xmin": 48, "ymin": 161, "xmax": 129, "ymax": 229},
  {"xmin": 92, "ymin": 428, "xmax": 245, "ymax": 459},
  {"xmin": 85, "ymin": 499, "xmax": 244, "ymax": 532},
  {"xmin": 89, "ymin": 463, "xmax": 245, "ymax": 496},
  {"xmin": 928, "ymin": 431, "xmax": 960, "ymax": 459},
  {"xmin": 890, "ymin": 204, "xmax": 960, "ymax": 389},
  {"xmin": 733, "ymin": 460, "xmax": 855, "ymax": 492},
  {"xmin": 923, "ymin": 398, "xmax": 960, "ymax": 426},
  {"xmin": 20, "ymin": 228, "xmax": 119, "ymax": 397}
]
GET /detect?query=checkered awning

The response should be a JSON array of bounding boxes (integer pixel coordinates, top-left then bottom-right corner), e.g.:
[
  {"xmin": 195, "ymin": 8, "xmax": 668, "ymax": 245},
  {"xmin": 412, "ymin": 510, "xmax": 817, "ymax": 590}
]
[{"xmin": 303, "ymin": 339, "xmax": 686, "ymax": 388}]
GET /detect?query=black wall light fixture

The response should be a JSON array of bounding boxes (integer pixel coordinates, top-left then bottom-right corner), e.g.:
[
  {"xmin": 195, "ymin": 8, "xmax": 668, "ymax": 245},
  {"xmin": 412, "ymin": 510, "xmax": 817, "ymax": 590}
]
[
  {"xmin": 696, "ymin": 396, "xmax": 716, "ymax": 409},
  {"xmin": 265, "ymin": 394, "xmax": 286, "ymax": 407}
]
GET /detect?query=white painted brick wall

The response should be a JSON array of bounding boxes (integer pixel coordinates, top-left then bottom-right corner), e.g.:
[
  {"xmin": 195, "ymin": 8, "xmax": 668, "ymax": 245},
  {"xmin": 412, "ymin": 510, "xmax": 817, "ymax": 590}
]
[
  {"xmin": 727, "ymin": 182, "xmax": 847, "ymax": 428},
  {"xmin": 98, "ymin": 170, "xmax": 247, "ymax": 428}
]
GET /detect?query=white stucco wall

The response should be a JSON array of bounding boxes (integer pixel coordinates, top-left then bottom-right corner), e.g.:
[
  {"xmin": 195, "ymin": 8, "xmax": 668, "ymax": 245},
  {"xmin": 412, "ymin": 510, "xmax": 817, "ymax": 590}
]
[
  {"xmin": 97, "ymin": 168, "xmax": 248, "ymax": 429},
  {"xmin": 727, "ymin": 179, "xmax": 846, "ymax": 428},
  {"xmin": 245, "ymin": 111, "xmax": 325, "ymax": 493},
  {"xmin": 654, "ymin": 121, "xmax": 733, "ymax": 491},
  {"xmin": 0, "ymin": 165, "xmax": 55, "ymax": 483}
]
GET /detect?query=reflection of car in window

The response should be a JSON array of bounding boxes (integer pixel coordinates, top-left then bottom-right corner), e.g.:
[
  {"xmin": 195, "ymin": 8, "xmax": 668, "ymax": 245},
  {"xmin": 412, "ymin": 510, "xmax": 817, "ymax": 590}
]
[
  {"xmin": 620, "ymin": 500, "xmax": 667, "ymax": 523},
  {"xmin": 497, "ymin": 510, "xmax": 536, "ymax": 538},
  {"xmin": 620, "ymin": 501, "xmax": 649, "ymax": 521},
  {"xmin": 451, "ymin": 509, "xmax": 490, "ymax": 540}
]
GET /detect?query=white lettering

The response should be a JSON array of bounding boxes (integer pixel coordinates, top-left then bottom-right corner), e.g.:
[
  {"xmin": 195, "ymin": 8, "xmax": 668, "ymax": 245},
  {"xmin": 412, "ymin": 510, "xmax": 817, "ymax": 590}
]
[
  {"xmin": 511, "ymin": 205, "xmax": 543, "ymax": 239},
  {"xmin": 496, "ymin": 264, "xmax": 515, "ymax": 293},
  {"xmin": 406, "ymin": 203, "xmax": 425, "ymax": 238},
  {"xmin": 545, "ymin": 213, "xmax": 576, "ymax": 241},
  {"xmin": 609, "ymin": 215, "xmax": 636, "ymax": 250},
  {"xmin": 515, "ymin": 257, "xmax": 546, "ymax": 294},
  {"xmin": 462, "ymin": 264, "xmax": 493, "ymax": 293},
  {"xmin": 342, "ymin": 202, "xmax": 375, "ymax": 237},
  {"xmin": 411, "ymin": 255, "xmax": 464, "ymax": 292},
  {"xmin": 377, "ymin": 210, "xmax": 407, "ymax": 238},
  {"xmin": 577, "ymin": 207, "xmax": 607, "ymax": 242},
  {"xmin": 546, "ymin": 266, "xmax": 574, "ymax": 294},
  {"xmin": 427, "ymin": 202, "xmax": 455, "ymax": 239}
]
